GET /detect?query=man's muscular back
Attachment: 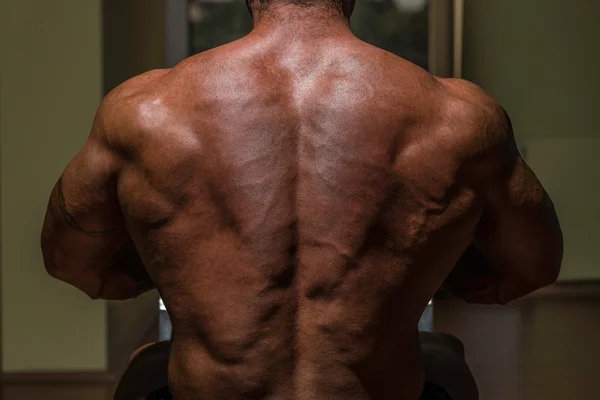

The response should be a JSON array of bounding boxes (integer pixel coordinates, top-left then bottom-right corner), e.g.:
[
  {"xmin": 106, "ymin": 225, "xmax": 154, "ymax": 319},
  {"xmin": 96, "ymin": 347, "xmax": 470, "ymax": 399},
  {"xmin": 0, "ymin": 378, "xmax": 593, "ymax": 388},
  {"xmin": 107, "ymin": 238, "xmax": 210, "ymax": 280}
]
[{"xmin": 42, "ymin": 22, "xmax": 562, "ymax": 400}]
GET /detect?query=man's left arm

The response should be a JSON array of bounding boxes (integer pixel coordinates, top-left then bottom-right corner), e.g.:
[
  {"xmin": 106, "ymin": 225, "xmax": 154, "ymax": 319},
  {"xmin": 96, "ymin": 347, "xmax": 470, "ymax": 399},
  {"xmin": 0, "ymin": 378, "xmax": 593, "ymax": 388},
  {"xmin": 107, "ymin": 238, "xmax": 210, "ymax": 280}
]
[{"xmin": 41, "ymin": 99, "xmax": 154, "ymax": 300}]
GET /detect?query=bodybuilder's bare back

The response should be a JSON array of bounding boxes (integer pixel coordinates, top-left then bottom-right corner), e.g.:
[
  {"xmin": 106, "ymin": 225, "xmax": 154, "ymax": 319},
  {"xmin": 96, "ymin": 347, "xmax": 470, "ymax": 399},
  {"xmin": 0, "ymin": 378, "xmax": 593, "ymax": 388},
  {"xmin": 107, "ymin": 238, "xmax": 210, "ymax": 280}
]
[
  {"xmin": 46, "ymin": 26, "xmax": 561, "ymax": 400},
  {"xmin": 116, "ymin": 35, "xmax": 487, "ymax": 399}
]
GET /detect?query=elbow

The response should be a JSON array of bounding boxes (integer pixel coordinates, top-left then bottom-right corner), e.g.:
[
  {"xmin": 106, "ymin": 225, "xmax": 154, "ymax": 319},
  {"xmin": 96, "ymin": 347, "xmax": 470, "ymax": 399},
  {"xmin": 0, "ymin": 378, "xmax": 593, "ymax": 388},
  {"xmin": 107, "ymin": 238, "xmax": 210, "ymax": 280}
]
[
  {"xmin": 84, "ymin": 290, "xmax": 103, "ymax": 301},
  {"xmin": 42, "ymin": 254, "xmax": 71, "ymax": 285},
  {"xmin": 536, "ymin": 213, "xmax": 564, "ymax": 289},
  {"xmin": 41, "ymin": 235, "xmax": 62, "ymax": 280},
  {"xmin": 532, "ymin": 263, "xmax": 560, "ymax": 290},
  {"xmin": 530, "ymin": 238, "xmax": 563, "ymax": 290},
  {"xmin": 41, "ymin": 229, "xmax": 58, "ymax": 275},
  {"xmin": 44, "ymin": 262, "xmax": 63, "ymax": 281},
  {"xmin": 44, "ymin": 261, "xmax": 101, "ymax": 300},
  {"xmin": 42, "ymin": 258, "xmax": 73, "ymax": 288},
  {"xmin": 41, "ymin": 232, "xmax": 73, "ymax": 282},
  {"xmin": 40, "ymin": 238, "xmax": 101, "ymax": 300},
  {"xmin": 543, "ymin": 231, "xmax": 564, "ymax": 286},
  {"xmin": 539, "ymin": 257, "xmax": 561, "ymax": 288}
]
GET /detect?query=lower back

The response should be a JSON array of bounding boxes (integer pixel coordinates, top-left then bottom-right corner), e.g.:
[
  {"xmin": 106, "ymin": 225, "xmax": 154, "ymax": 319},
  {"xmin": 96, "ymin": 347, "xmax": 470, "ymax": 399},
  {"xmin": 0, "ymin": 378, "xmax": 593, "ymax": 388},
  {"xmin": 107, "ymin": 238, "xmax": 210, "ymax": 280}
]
[{"xmin": 158, "ymin": 233, "xmax": 439, "ymax": 400}]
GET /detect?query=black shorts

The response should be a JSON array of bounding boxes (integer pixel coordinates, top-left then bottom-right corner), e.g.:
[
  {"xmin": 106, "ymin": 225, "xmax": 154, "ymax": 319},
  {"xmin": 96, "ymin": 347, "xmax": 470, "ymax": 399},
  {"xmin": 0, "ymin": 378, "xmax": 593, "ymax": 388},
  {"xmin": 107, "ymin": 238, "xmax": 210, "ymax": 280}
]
[
  {"xmin": 147, "ymin": 386, "xmax": 172, "ymax": 400},
  {"xmin": 146, "ymin": 382, "xmax": 452, "ymax": 400},
  {"xmin": 420, "ymin": 382, "xmax": 453, "ymax": 399}
]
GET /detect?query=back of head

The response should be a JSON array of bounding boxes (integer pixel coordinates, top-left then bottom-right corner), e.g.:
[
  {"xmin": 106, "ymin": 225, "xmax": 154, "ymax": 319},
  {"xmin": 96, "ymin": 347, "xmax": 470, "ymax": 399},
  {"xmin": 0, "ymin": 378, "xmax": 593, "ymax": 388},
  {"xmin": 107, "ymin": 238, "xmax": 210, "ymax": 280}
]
[{"xmin": 247, "ymin": 0, "xmax": 354, "ymax": 18}]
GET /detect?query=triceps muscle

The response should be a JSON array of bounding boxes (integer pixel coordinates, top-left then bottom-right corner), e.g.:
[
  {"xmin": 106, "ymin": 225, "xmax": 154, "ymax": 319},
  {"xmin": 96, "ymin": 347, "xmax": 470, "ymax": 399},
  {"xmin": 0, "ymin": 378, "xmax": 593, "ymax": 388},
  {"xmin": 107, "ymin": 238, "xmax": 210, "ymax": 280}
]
[{"xmin": 57, "ymin": 176, "xmax": 118, "ymax": 237}]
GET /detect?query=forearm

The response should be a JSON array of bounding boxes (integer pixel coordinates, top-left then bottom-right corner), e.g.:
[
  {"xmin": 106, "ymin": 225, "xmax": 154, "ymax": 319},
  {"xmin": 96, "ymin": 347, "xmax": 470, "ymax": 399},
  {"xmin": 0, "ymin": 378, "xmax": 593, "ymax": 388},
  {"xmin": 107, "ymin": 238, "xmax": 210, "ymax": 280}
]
[
  {"xmin": 42, "ymin": 173, "xmax": 157, "ymax": 300},
  {"xmin": 43, "ymin": 238, "xmax": 154, "ymax": 300},
  {"xmin": 467, "ymin": 152, "xmax": 563, "ymax": 302},
  {"xmin": 41, "ymin": 201, "xmax": 154, "ymax": 300},
  {"xmin": 96, "ymin": 241, "xmax": 155, "ymax": 300},
  {"xmin": 94, "ymin": 271, "xmax": 155, "ymax": 300},
  {"xmin": 443, "ymin": 244, "xmax": 548, "ymax": 304},
  {"xmin": 442, "ymin": 245, "xmax": 497, "ymax": 297}
]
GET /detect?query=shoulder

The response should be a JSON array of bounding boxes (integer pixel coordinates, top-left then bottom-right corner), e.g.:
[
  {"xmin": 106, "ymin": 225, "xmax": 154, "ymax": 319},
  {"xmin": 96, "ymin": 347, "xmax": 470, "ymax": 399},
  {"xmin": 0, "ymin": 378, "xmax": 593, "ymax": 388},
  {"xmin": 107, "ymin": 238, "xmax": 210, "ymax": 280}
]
[
  {"xmin": 99, "ymin": 69, "xmax": 171, "ymax": 125},
  {"xmin": 436, "ymin": 78, "xmax": 513, "ymax": 157},
  {"xmin": 436, "ymin": 78, "xmax": 495, "ymax": 107},
  {"xmin": 93, "ymin": 69, "xmax": 172, "ymax": 149},
  {"xmin": 429, "ymin": 78, "xmax": 518, "ymax": 183},
  {"xmin": 103, "ymin": 69, "xmax": 171, "ymax": 105},
  {"xmin": 436, "ymin": 78, "xmax": 502, "ymax": 127}
]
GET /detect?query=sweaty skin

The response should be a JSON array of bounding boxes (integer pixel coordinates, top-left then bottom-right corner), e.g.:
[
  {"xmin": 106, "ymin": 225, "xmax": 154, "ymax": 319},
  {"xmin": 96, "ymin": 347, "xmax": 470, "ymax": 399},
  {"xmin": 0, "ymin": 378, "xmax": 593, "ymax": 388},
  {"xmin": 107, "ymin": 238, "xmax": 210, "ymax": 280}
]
[{"xmin": 41, "ymin": 2, "xmax": 562, "ymax": 399}]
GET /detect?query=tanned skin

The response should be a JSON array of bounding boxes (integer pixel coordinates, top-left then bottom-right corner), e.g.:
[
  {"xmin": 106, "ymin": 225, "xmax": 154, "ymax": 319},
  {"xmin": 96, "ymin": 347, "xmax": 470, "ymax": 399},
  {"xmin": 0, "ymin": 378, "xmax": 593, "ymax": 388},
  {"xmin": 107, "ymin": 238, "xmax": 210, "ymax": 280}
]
[{"xmin": 41, "ymin": 1, "xmax": 563, "ymax": 399}]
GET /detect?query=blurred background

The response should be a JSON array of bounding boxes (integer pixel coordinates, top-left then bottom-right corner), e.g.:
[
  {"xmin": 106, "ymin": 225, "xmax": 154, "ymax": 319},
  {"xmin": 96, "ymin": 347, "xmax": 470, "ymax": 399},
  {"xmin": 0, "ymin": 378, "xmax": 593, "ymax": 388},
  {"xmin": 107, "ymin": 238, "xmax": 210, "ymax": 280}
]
[{"xmin": 1, "ymin": 0, "xmax": 599, "ymax": 399}]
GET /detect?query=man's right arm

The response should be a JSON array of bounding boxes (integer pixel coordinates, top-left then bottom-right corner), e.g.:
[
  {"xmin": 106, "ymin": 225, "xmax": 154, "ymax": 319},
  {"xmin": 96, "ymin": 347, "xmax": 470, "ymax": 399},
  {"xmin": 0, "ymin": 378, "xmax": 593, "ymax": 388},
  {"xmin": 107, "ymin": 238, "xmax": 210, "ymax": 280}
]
[{"xmin": 443, "ymin": 82, "xmax": 563, "ymax": 304}]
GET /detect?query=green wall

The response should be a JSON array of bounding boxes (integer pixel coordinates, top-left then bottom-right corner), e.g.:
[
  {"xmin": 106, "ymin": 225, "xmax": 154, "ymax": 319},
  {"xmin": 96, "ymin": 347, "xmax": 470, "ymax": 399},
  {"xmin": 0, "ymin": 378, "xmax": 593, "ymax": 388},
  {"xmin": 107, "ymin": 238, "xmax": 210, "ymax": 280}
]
[
  {"xmin": 103, "ymin": 0, "xmax": 166, "ymax": 94},
  {"xmin": 463, "ymin": 0, "xmax": 600, "ymax": 280},
  {"xmin": 1, "ymin": 0, "xmax": 107, "ymax": 371}
]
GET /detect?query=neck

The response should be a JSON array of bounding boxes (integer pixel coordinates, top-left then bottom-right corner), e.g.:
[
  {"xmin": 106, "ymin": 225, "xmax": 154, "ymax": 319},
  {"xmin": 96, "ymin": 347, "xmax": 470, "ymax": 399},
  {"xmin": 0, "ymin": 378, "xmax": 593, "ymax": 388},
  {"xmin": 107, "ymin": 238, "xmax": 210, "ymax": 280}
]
[{"xmin": 249, "ymin": 3, "xmax": 352, "ymax": 39}]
